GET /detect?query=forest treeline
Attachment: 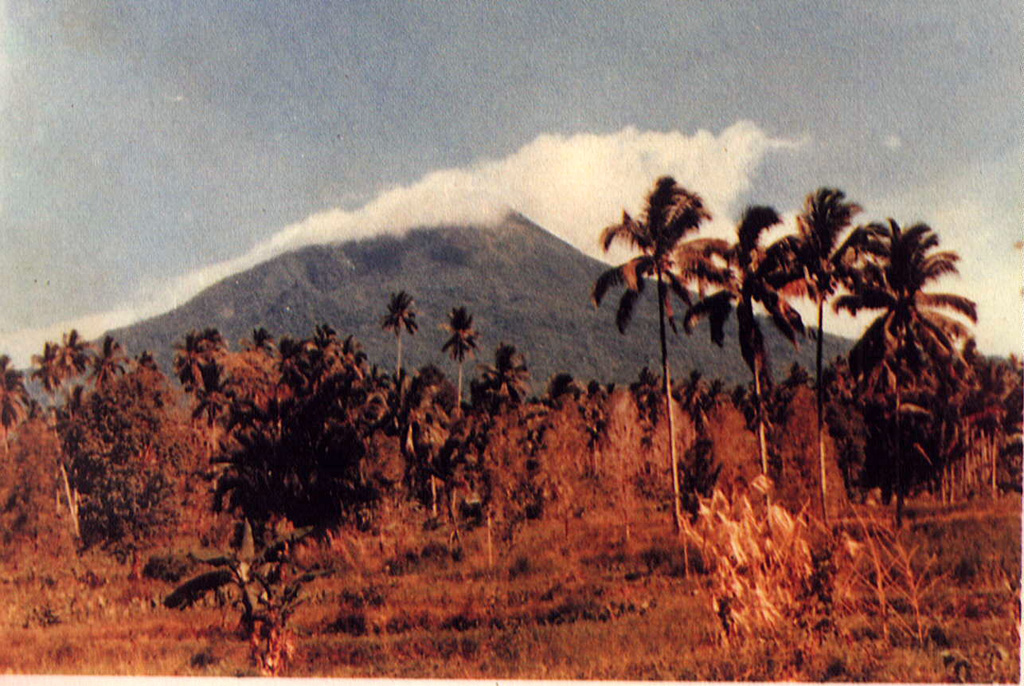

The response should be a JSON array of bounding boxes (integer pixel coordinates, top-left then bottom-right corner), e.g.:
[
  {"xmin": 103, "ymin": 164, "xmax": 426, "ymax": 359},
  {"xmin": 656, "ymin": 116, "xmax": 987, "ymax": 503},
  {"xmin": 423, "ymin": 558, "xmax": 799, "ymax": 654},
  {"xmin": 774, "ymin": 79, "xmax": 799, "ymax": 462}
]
[{"xmin": 0, "ymin": 182, "xmax": 1020, "ymax": 674}]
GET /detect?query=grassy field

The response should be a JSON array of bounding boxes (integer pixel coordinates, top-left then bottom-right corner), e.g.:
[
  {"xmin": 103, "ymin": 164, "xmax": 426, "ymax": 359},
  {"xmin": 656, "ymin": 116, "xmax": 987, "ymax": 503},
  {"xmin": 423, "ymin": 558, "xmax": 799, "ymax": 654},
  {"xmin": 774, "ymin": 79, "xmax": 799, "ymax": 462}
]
[{"xmin": 1, "ymin": 492, "xmax": 1019, "ymax": 681}]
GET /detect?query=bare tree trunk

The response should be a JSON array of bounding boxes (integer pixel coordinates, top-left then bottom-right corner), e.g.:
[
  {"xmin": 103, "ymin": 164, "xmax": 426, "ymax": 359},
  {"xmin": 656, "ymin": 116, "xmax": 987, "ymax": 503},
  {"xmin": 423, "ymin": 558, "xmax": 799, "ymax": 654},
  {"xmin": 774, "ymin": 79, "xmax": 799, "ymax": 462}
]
[
  {"xmin": 754, "ymin": 359, "xmax": 768, "ymax": 476},
  {"xmin": 395, "ymin": 334, "xmax": 403, "ymax": 381},
  {"xmin": 815, "ymin": 300, "xmax": 830, "ymax": 525},
  {"xmin": 656, "ymin": 271, "xmax": 683, "ymax": 534},
  {"xmin": 456, "ymin": 361, "xmax": 464, "ymax": 409},
  {"xmin": 430, "ymin": 476, "xmax": 438, "ymax": 518},
  {"xmin": 895, "ymin": 385, "xmax": 904, "ymax": 529},
  {"xmin": 59, "ymin": 461, "xmax": 81, "ymax": 541}
]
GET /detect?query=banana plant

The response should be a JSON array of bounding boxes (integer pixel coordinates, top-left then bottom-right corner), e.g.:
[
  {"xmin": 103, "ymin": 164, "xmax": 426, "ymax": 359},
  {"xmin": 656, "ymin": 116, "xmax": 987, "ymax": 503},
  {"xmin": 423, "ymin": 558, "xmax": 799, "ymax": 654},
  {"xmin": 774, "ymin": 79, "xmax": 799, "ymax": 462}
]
[{"xmin": 164, "ymin": 520, "xmax": 324, "ymax": 675}]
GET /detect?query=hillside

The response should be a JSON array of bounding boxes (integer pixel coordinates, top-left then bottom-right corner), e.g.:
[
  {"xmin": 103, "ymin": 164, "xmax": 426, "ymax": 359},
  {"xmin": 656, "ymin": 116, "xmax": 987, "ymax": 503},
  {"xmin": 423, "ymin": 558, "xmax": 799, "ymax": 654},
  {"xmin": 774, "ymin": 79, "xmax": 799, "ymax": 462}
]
[{"xmin": 110, "ymin": 213, "xmax": 848, "ymax": 386}]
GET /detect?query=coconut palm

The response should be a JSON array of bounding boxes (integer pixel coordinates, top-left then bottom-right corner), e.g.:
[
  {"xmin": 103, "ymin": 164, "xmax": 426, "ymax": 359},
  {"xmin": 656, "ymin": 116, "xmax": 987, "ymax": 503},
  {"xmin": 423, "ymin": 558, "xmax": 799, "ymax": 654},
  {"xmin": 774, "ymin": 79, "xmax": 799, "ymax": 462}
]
[
  {"xmin": 780, "ymin": 188, "xmax": 865, "ymax": 522},
  {"xmin": 0, "ymin": 355, "xmax": 28, "ymax": 455},
  {"xmin": 478, "ymin": 343, "xmax": 530, "ymax": 412},
  {"xmin": 56, "ymin": 329, "xmax": 93, "ymax": 386},
  {"xmin": 243, "ymin": 327, "xmax": 276, "ymax": 356},
  {"xmin": 90, "ymin": 335, "xmax": 126, "ymax": 390},
  {"xmin": 441, "ymin": 306, "xmax": 479, "ymax": 407},
  {"xmin": 834, "ymin": 219, "xmax": 976, "ymax": 526},
  {"xmin": 31, "ymin": 341, "xmax": 62, "ymax": 397},
  {"xmin": 592, "ymin": 176, "xmax": 714, "ymax": 532},
  {"xmin": 381, "ymin": 291, "xmax": 418, "ymax": 381},
  {"xmin": 174, "ymin": 328, "xmax": 225, "ymax": 391},
  {"xmin": 684, "ymin": 206, "xmax": 805, "ymax": 479}
]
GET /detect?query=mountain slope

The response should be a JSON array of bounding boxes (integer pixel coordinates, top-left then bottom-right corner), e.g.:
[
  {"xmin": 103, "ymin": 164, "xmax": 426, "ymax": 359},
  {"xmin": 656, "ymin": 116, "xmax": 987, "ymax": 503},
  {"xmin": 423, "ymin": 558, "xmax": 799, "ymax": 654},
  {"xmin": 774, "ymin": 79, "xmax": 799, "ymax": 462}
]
[{"xmin": 110, "ymin": 213, "xmax": 849, "ymax": 387}]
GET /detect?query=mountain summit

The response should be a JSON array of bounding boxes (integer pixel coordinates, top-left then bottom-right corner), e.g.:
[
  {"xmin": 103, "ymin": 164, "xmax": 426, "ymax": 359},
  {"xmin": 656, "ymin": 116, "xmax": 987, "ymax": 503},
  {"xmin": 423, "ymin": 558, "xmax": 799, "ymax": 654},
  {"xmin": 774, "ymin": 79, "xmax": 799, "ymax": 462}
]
[{"xmin": 110, "ymin": 213, "xmax": 846, "ymax": 386}]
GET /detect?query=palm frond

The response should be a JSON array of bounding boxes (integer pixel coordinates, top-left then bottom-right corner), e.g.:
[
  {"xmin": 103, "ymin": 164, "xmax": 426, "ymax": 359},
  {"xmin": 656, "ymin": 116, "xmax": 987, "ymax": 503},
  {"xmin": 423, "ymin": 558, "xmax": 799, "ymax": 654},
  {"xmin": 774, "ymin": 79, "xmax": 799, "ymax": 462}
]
[
  {"xmin": 684, "ymin": 290, "xmax": 734, "ymax": 346},
  {"xmin": 916, "ymin": 292, "xmax": 977, "ymax": 322},
  {"xmin": 592, "ymin": 266, "xmax": 626, "ymax": 306},
  {"xmin": 616, "ymin": 286, "xmax": 643, "ymax": 333},
  {"xmin": 737, "ymin": 206, "xmax": 782, "ymax": 255},
  {"xmin": 600, "ymin": 211, "xmax": 646, "ymax": 252}
]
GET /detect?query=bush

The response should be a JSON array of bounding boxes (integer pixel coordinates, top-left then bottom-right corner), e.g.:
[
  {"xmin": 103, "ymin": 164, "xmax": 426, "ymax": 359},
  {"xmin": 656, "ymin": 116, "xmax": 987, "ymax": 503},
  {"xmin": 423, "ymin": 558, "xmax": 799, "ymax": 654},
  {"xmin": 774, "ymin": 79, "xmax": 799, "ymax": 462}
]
[{"xmin": 143, "ymin": 553, "xmax": 194, "ymax": 583}]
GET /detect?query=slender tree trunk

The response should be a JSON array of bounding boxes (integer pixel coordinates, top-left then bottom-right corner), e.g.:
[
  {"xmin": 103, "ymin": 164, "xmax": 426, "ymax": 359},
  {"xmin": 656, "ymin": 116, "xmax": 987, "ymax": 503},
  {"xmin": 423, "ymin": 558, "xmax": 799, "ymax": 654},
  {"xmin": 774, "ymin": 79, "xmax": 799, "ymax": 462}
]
[
  {"xmin": 59, "ymin": 461, "xmax": 81, "ymax": 541},
  {"xmin": 815, "ymin": 299, "xmax": 829, "ymax": 524},
  {"xmin": 753, "ymin": 359, "xmax": 768, "ymax": 476},
  {"xmin": 430, "ymin": 476, "xmax": 438, "ymax": 518},
  {"xmin": 656, "ymin": 271, "xmax": 683, "ymax": 534},
  {"xmin": 395, "ymin": 334, "xmax": 403, "ymax": 381},
  {"xmin": 456, "ymin": 361, "xmax": 464, "ymax": 409},
  {"xmin": 895, "ymin": 384, "xmax": 904, "ymax": 529}
]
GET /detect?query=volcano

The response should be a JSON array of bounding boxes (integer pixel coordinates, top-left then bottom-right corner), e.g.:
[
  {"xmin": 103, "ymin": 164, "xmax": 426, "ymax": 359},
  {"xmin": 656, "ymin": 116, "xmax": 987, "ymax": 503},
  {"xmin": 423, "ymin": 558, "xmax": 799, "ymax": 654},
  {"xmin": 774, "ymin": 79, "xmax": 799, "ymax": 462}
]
[{"xmin": 109, "ymin": 213, "xmax": 848, "ymax": 387}]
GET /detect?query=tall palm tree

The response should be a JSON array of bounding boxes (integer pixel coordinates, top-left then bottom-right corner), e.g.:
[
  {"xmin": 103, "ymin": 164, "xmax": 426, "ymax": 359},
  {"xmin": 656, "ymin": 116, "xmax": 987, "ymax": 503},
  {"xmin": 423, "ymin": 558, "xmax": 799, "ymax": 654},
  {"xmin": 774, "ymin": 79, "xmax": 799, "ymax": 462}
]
[
  {"xmin": 835, "ymin": 219, "xmax": 976, "ymax": 526},
  {"xmin": 31, "ymin": 341, "xmax": 62, "ymax": 397},
  {"xmin": 173, "ymin": 328, "xmax": 224, "ymax": 390},
  {"xmin": 782, "ymin": 188, "xmax": 864, "ymax": 523},
  {"xmin": 479, "ymin": 343, "xmax": 530, "ymax": 412},
  {"xmin": 55, "ymin": 329, "xmax": 92, "ymax": 387},
  {"xmin": 685, "ymin": 206, "xmax": 805, "ymax": 479},
  {"xmin": 382, "ymin": 291, "xmax": 418, "ymax": 381},
  {"xmin": 592, "ymin": 176, "xmax": 714, "ymax": 532},
  {"xmin": 0, "ymin": 355, "xmax": 28, "ymax": 455},
  {"xmin": 441, "ymin": 306, "xmax": 479, "ymax": 407},
  {"xmin": 243, "ymin": 327, "xmax": 276, "ymax": 356},
  {"xmin": 90, "ymin": 335, "xmax": 126, "ymax": 390}
]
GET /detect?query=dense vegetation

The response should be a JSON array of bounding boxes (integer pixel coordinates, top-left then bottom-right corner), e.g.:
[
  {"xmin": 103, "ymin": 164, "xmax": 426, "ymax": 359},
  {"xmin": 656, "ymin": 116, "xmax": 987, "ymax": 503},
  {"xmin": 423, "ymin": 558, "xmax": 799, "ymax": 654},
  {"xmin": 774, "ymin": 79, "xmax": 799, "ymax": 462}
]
[{"xmin": 0, "ymin": 182, "xmax": 1019, "ymax": 680}]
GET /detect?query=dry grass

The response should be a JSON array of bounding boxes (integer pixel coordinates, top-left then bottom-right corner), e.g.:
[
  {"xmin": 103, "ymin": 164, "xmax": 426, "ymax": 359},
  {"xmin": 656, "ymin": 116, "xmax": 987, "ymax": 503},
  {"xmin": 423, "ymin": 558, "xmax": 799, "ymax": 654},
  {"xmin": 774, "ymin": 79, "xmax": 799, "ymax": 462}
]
[{"xmin": 0, "ymin": 487, "xmax": 1019, "ymax": 681}]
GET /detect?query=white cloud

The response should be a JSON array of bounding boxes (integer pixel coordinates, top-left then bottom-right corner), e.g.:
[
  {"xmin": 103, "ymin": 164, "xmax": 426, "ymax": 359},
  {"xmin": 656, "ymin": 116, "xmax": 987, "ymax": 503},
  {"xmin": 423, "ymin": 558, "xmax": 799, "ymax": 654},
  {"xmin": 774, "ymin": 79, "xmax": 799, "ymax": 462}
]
[
  {"xmin": 883, "ymin": 134, "xmax": 902, "ymax": 150},
  {"xmin": 0, "ymin": 121, "xmax": 797, "ymax": 366}
]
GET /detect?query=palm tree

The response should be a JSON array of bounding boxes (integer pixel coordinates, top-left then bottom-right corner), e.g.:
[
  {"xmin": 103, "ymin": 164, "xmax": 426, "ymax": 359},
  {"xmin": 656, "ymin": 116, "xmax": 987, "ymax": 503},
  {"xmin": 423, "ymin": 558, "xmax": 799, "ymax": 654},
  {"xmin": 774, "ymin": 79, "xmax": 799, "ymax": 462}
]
[
  {"xmin": 90, "ymin": 335, "xmax": 126, "ymax": 390},
  {"xmin": 479, "ymin": 343, "xmax": 530, "ymax": 412},
  {"xmin": 835, "ymin": 219, "xmax": 976, "ymax": 526},
  {"xmin": 56, "ymin": 329, "xmax": 92, "ymax": 387},
  {"xmin": 243, "ymin": 327, "xmax": 276, "ymax": 356},
  {"xmin": 677, "ymin": 370, "xmax": 723, "ymax": 437},
  {"xmin": 173, "ymin": 327, "xmax": 226, "ymax": 391},
  {"xmin": 441, "ymin": 306, "xmax": 479, "ymax": 407},
  {"xmin": 782, "ymin": 188, "xmax": 864, "ymax": 522},
  {"xmin": 592, "ymin": 176, "xmax": 714, "ymax": 532},
  {"xmin": 31, "ymin": 341, "xmax": 62, "ymax": 397},
  {"xmin": 381, "ymin": 291, "xmax": 418, "ymax": 381},
  {"xmin": 0, "ymin": 355, "xmax": 28, "ymax": 455},
  {"xmin": 685, "ymin": 206, "xmax": 805, "ymax": 479}
]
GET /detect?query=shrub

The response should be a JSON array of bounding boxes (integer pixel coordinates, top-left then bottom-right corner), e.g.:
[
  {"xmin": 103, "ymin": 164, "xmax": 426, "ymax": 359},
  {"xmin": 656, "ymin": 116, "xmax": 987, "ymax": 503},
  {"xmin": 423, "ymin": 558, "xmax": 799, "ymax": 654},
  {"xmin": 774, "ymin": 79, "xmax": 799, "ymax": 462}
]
[
  {"xmin": 680, "ymin": 478, "xmax": 819, "ymax": 638},
  {"xmin": 142, "ymin": 553, "xmax": 194, "ymax": 583}
]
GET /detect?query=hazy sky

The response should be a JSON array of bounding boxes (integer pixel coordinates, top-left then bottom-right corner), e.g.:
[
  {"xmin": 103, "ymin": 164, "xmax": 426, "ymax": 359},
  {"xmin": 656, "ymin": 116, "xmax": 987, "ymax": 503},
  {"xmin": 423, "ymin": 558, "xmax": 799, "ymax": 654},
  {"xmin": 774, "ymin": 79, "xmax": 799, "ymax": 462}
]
[{"xmin": 0, "ymin": 1, "xmax": 1020, "ymax": 364}]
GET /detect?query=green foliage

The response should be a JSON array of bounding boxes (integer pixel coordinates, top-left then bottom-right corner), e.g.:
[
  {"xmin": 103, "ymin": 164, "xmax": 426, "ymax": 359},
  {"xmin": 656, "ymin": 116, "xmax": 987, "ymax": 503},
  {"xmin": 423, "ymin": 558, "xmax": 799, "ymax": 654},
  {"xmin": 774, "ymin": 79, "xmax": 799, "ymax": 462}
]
[
  {"xmin": 211, "ymin": 327, "xmax": 390, "ymax": 537},
  {"xmin": 57, "ymin": 364, "xmax": 185, "ymax": 561}
]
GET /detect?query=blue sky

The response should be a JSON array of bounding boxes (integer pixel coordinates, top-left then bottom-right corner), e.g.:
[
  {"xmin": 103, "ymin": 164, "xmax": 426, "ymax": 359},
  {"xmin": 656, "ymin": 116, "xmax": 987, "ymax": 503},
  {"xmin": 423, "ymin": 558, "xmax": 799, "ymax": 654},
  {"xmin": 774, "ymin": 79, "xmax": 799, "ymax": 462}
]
[{"xmin": 0, "ymin": 1, "xmax": 1020, "ymax": 363}]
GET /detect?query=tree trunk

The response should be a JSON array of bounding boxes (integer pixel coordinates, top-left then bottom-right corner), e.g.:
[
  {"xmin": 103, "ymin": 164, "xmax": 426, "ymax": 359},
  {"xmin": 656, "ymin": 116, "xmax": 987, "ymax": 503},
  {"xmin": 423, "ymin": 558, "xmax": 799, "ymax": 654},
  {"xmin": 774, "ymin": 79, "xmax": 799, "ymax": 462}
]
[
  {"xmin": 456, "ymin": 361, "xmax": 464, "ymax": 409},
  {"xmin": 895, "ymin": 385, "xmax": 904, "ymax": 529},
  {"xmin": 59, "ymin": 461, "xmax": 81, "ymax": 541},
  {"xmin": 430, "ymin": 476, "xmax": 438, "ymax": 518},
  {"xmin": 395, "ymin": 334, "xmax": 403, "ymax": 381},
  {"xmin": 656, "ymin": 271, "xmax": 683, "ymax": 534},
  {"xmin": 815, "ymin": 299, "xmax": 829, "ymax": 525},
  {"xmin": 753, "ymin": 359, "xmax": 768, "ymax": 476}
]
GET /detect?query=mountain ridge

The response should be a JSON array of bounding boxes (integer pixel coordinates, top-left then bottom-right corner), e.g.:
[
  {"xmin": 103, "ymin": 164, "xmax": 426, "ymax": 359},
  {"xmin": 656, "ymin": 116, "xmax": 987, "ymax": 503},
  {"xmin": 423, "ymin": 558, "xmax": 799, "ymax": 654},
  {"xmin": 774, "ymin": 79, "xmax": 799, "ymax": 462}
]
[{"xmin": 109, "ymin": 213, "xmax": 850, "ymax": 387}]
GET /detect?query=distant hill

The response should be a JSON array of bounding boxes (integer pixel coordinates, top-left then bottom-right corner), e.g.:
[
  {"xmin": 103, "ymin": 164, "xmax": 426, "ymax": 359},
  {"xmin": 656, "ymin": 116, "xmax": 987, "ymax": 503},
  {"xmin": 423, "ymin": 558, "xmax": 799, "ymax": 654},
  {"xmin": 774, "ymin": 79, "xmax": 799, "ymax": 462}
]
[{"xmin": 110, "ymin": 213, "xmax": 849, "ymax": 387}]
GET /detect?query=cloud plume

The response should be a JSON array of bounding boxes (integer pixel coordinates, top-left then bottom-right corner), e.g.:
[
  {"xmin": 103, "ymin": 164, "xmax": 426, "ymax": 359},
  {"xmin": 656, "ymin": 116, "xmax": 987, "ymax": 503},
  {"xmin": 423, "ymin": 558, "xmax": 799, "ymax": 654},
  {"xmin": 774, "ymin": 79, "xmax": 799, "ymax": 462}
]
[{"xmin": 0, "ymin": 121, "xmax": 796, "ymax": 366}]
